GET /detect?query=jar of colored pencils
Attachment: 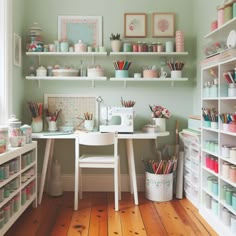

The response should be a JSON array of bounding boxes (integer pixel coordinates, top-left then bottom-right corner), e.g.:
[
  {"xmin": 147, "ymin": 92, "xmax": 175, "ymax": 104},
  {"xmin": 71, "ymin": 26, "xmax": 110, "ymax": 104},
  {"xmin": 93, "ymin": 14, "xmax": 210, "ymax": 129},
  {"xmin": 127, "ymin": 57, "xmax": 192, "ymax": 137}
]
[{"xmin": 31, "ymin": 116, "xmax": 43, "ymax": 133}]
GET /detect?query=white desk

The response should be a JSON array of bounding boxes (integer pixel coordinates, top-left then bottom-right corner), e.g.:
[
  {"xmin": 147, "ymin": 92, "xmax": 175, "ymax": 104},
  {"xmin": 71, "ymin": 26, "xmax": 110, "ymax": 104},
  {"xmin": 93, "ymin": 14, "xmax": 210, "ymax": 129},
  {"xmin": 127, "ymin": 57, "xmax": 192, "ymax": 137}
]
[{"xmin": 32, "ymin": 131, "xmax": 169, "ymax": 208}]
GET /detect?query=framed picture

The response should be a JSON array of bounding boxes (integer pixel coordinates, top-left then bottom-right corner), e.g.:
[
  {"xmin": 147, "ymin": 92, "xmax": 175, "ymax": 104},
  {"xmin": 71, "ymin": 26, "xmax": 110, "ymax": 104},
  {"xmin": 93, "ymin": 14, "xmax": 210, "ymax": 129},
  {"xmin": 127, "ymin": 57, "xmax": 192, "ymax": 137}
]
[
  {"xmin": 124, "ymin": 13, "xmax": 147, "ymax": 38},
  {"xmin": 152, "ymin": 13, "xmax": 175, "ymax": 37},
  {"xmin": 13, "ymin": 33, "xmax": 21, "ymax": 67},
  {"xmin": 58, "ymin": 16, "xmax": 103, "ymax": 47}
]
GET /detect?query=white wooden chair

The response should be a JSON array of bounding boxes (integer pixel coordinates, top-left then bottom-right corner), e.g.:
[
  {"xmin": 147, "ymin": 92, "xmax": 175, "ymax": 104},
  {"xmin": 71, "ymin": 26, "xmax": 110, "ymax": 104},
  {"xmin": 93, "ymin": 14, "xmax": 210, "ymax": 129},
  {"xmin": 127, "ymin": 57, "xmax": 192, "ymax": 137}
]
[{"xmin": 74, "ymin": 132, "xmax": 120, "ymax": 211}]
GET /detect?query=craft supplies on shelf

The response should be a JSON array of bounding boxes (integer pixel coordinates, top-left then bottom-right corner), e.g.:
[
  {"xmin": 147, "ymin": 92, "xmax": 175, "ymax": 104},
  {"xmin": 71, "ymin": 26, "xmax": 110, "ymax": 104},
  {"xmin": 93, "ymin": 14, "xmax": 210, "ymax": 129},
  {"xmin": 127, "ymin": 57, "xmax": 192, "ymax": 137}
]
[
  {"xmin": 112, "ymin": 60, "xmax": 132, "ymax": 70},
  {"xmin": 27, "ymin": 102, "xmax": 43, "ymax": 133},
  {"xmin": 120, "ymin": 97, "xmax": 135, "ymax": 107}
]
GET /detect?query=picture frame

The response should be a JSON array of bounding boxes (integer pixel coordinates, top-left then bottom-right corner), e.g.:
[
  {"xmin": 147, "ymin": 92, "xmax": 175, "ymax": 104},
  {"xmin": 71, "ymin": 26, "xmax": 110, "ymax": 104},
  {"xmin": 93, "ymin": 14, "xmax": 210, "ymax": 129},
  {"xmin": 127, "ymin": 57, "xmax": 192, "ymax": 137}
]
[
  {"xmin": 58, "ymin": 16, "xmax": 103, "ymax": 47},
  {"xmin": 152, "ymin": 13, "xmax": 175, "ymax": 37},
  {"xmin": 124, "ymin": 13, "xmax": 147, "ymax": 38},
  {"xmin": 13, "ymin": 33, "xmax": 21, "ymax": 67}
]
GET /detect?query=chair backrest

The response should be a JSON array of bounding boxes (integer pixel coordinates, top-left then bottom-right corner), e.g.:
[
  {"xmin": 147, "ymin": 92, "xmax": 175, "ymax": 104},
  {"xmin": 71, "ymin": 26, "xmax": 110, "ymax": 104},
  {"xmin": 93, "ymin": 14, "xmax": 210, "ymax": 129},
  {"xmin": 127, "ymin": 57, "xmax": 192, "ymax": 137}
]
[
  {"xmin": 78, "ymin": 132, "xmax": 117, "ymax": 146},
  {"xmin": 78, "ymin": 132, "xmax": 118, "ymax": 158}
]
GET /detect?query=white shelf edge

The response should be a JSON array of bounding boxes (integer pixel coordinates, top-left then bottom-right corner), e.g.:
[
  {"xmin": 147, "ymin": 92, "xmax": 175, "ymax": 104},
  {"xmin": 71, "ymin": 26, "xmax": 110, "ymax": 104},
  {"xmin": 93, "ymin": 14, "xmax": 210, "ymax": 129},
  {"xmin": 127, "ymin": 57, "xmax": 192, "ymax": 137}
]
[
  {"xmin": 25, "ymin": 76, "xmax": 107, "ymax": 81},
  {"xmin": 26, "ymin": 52, "xmax": 108, "ymax": 56},
  {"xmin": 109, "ymin": 77, "xmax": 188, "ymax": 81},
  {"xmin": 109, "ymin": 52, "xmax": 189, "ymax": 56}
]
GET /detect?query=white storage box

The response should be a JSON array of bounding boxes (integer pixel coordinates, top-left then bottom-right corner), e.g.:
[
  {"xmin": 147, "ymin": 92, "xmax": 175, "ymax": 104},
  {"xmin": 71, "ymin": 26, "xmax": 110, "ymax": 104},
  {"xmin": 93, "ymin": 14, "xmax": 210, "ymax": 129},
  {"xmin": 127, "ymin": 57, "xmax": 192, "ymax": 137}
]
[{"xmin": 145, "ymin": 172, "xmax": 173, "ymax": 202}]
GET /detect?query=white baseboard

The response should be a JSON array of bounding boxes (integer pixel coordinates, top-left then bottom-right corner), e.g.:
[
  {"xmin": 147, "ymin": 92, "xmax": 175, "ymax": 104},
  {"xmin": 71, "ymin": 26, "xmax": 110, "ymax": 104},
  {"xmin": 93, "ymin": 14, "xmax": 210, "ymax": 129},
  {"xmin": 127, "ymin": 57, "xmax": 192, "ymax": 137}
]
[{"xmin": 40, "ymin": 174, "xmax": 145, "ymax": 192}]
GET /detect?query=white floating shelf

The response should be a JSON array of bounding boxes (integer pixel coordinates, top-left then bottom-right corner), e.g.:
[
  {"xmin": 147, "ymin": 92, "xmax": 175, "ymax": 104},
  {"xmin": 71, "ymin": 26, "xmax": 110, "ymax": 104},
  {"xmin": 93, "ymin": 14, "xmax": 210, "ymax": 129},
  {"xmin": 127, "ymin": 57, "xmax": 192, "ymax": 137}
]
[
  {"xmin": 109, "ymin": 77, "xmax": 188, "ymax": 81},
  {"xmin": 26, "ymin": 76, "xmax": 107, "ymax": 81},
  {"xmin": 26, "ymin": 52, "xmax": 108, "ymax": 56},
  {"xmin": 109, "ymin": 52, "xmax": 189, "ymax": 56}
]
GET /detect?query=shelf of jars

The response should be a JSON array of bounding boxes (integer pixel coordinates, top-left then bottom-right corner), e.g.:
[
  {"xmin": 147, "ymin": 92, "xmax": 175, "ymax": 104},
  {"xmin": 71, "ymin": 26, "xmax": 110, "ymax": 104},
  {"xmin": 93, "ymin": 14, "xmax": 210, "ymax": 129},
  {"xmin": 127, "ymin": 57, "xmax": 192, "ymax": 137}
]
[{"xmin": 204, "ymin": 17, "xmax": 236, "ymax": 41}]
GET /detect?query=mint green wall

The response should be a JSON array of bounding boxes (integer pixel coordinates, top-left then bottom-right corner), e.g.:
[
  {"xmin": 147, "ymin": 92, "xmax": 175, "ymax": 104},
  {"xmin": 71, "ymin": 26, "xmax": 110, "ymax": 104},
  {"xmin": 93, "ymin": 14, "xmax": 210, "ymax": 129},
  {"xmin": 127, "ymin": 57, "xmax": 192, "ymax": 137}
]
[
  {"xmin": 11, "ymin": 0, "xmax": 26, "ymax": 119},
  {"xmin": 13, "ymin": 0, "xmax": 200, "ymax": 175},
  {"xmin": 193, "ymin": 0, "xmax": 222, "ymax": 114}
]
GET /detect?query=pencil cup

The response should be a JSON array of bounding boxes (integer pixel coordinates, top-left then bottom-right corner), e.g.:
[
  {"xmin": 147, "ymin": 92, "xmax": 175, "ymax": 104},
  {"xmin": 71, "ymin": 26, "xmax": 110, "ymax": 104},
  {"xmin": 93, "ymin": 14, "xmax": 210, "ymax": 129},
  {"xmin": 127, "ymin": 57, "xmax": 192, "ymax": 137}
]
[
  {"xmin": 115, "ymin": 70, "xmax": 128, "ymax": 78},
  {"xmin": 31, "ymin": 116, "xmax": 43, "ymax": 133},
  {"xmin": 145, "ymin": 172, "xmax": 173, "ymax": 202},
  {"xmin": 171, "ymin": 70, "xmax": 182, "ymax": 78},
  {"xmin": 84, "ymin": 120, "xmax": 94, "ymax": 131},
  {"xmin": 48, "ymin": 121, "xmax": 57, "ymax": 132}
]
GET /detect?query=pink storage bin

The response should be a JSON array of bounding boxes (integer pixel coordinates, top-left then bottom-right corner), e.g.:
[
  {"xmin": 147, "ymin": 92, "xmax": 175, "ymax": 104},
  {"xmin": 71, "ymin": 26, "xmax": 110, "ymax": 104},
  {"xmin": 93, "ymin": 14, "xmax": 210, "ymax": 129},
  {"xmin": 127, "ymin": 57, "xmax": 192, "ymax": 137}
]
[
  {"xmin": 143, "ymin": 70, "xmax": 158, "ymax": 78},
  {"xmin": 229, "ymin": 123, "xmax": 236, "ymax": 132}
]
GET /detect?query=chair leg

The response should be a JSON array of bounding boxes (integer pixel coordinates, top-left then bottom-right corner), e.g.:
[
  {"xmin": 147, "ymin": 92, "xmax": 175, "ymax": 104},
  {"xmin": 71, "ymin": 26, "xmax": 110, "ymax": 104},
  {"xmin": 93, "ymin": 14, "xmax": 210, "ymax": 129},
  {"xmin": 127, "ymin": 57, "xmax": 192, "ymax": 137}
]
[
  {"xmin": 79, "ymin": 168, "xmax": 83, "ymax": 199},
  {"xmin": 118, "ymin": 160, "xmax": 121, "ymax": 200},
  {"xmin": 114, "ymin": 166, "xmax": 119, "ymax": 211}
]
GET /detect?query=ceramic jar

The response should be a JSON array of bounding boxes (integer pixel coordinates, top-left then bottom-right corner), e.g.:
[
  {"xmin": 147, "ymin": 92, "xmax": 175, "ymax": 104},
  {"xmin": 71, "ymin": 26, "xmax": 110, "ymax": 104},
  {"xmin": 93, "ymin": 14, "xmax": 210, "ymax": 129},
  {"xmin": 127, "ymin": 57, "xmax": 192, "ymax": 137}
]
[
  {"xmin": 36, "ymin": 66, "xmax": 47, "ymax": 77},
  {"xmin": 74, "ymin": 40, "xmax": 87, "ymax": 52}
]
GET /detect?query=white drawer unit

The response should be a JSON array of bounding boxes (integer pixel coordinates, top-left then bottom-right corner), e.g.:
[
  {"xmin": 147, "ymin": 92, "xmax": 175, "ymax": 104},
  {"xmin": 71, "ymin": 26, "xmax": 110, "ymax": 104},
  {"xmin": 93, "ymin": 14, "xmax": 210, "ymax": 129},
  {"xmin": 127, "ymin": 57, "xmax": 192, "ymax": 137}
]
[
  {"xmin": 0, "ymin": 142, "xmax": 37, "ymax": 235},
  {"xmin": 180, "ymin": 129, "xmax": 201, "ymax": 208}
]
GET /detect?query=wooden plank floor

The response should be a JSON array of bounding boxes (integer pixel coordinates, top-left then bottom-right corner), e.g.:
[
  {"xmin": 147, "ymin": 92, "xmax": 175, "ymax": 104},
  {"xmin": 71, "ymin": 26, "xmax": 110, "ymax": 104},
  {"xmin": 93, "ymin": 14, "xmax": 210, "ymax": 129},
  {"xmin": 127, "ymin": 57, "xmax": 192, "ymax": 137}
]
[{"xmin": 5, "ymin": 192, "xmax": 218, "ymax": 236}]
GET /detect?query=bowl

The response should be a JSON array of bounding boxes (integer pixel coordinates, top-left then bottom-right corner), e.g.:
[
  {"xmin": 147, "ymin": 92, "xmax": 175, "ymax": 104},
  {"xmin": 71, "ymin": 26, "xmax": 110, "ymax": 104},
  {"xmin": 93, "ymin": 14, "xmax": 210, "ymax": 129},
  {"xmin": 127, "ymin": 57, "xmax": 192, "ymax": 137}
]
[
  {"xmin": 52, "ymin": 69, "xmax": 79, "ymax": 77},
  {"xmin": 9, "ymin": 136, "xmax": 26, "ymax": 147}
]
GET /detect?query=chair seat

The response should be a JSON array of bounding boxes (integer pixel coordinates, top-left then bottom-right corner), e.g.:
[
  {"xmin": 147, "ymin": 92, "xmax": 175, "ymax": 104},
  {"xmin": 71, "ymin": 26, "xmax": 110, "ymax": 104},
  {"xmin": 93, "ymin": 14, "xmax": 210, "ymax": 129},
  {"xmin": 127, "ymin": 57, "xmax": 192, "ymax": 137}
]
[{"xmin": 79, "ymin": 155, "xmax": 116, "ymax": 164}]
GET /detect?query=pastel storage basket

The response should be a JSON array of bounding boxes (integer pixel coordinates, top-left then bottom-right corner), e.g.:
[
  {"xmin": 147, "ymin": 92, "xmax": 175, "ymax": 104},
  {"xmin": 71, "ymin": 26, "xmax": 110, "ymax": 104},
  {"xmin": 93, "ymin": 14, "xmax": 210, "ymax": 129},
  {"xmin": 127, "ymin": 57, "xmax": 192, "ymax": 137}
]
[{"xmin": 145, "ymin": 172, "xmax": 173, "ymax": 202}]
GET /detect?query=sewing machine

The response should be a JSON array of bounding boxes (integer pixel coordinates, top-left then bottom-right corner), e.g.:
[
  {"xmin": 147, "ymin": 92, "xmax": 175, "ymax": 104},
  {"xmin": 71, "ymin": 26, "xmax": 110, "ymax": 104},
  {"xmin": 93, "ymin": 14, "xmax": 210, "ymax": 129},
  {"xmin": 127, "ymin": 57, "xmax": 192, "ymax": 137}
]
[{"xmin": 99, "ymin": 107, "xmax": 134, "ymax": 133}]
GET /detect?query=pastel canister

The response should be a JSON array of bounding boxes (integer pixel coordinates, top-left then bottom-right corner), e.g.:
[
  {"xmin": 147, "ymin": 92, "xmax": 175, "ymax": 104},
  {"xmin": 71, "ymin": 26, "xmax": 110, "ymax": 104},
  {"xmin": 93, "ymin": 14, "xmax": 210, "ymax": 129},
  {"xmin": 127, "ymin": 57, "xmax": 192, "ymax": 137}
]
[
  {"xmin": 224, "ymin": 3, "xmax": 233, "ymax": 23},
  {"xmin": 231, "ymin": 213, "xmax": 236, "ymax": 233},
  {"xmin": 217, "ymin": 5, "xmax": 224, "ymax": 27},
  {"xmin": 222, "ymin": 161, "xmax": 230, "ymax": 179},
  {"xmin": 222, "ymin": 207, "xmax": 231, "ymax": 226},
  {"xmin": 226, "ymin": 187, "xmax": 233, "ymax": 205},
  {"xmin": 222, "ymin": 145, "xmax": 230, "ymax": 158},
  {"xmin": 234, "ymin": 2, "xmax": 236, "ymax": 18},
  {"xmin": 20, "ymin": 124, "xmax": 32, "ymax": 144},
  {"xmin": 230, "ymin": 147, "xmax": 236, "ymax": 161},
  {"xmin": 205, "ymin": 194, "xmax": 212, "ymax": 209},
  {"xmin": 165, "ymin": 41, "xmax": 174, "ymax": 52},
  {"xmin": 60, "ymin": 41, "xmax": 69, "ymax": 52},
  {"xmin": 232, "ymin": 192, "xmax": 236, "ymax": 211},
  {"xmin": 211, "ymin": 179, "xmax": 218, "ymax": 196},
  {"xmin": 0, "ymin": 126, "xmax": 8, "ymax": 154},
  {"xmin": 229, "ymin": 165, "xmax": 236, "ymax": 183},
  {"xmin": 175, "ymin": 31, "xmax": 184, "ymax": 52},
  {"xmin": 211, "ymin": 199, "xmax": 218, "ymax": 215}
]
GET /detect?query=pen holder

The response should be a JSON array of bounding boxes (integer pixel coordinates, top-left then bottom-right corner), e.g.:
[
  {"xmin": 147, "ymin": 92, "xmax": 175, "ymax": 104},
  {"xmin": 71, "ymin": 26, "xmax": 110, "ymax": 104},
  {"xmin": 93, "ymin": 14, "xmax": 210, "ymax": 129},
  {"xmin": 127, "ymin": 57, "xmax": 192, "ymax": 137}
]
[
  {"xmin": 46, "ymin": 117, "xmax": 57, "ymax": 132},
  {"xmin": 115, "ymin": 70, "xmax": 128, "ymax": 78},
  {"xmin": 31, "ymin": 116, "xmax": 43, "ymax": 133},
  {"xmin": 84, "ymin": 120, "xmax": 94, "ymax": 131},
  {"xmin": 171, "ymin": 70, "xmax": 182, "ymax": 79},
  {"xmin": 145, "ymin": 172, "xmax": 173, "ymax": 202}
]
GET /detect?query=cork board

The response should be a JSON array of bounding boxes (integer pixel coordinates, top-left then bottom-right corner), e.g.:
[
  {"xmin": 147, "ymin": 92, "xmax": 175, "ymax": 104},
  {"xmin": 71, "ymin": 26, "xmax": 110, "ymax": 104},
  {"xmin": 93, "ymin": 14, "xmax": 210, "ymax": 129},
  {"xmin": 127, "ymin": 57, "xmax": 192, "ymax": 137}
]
[{"xmin": 44, "ymin": 94, "xmax": 97, "ymax": 129}]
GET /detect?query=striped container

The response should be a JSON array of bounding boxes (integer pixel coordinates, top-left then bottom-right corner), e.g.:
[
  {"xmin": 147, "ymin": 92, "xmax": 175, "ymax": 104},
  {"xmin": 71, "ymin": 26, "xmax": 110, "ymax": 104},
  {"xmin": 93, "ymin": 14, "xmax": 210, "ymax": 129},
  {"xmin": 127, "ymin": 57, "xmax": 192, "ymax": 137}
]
[
  {"xmin": 175, "ymin": 31, "xmax": 184, "ymax": 52},
  {"xmin": 217, "ymin": 5, "xmax": 224, "ymax": 27}
]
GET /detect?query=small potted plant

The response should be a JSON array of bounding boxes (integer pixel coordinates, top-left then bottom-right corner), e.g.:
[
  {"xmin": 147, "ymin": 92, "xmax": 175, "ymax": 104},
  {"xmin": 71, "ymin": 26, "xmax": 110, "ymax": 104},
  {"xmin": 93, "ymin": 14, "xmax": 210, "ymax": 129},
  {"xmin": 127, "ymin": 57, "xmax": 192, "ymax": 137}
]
[
  {"xmin": 110, "ymin": 33, "xmax": 122, "ymax": 52},
  {"xmin": 149, "ymin": 104, "xmax": 171, "ymax": 132}
]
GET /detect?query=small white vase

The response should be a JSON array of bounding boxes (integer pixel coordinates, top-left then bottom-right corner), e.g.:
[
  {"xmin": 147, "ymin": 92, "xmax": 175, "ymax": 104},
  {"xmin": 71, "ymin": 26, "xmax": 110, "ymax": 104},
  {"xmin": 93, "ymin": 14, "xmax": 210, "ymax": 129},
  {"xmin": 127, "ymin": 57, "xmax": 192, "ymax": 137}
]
[
  {"xmin": 111, "ymin": 40, "xmax": 122, "ymax": 52},
  {"xmin": 152, "ymin": 118, "xmax": 166, "ymax": 132}
]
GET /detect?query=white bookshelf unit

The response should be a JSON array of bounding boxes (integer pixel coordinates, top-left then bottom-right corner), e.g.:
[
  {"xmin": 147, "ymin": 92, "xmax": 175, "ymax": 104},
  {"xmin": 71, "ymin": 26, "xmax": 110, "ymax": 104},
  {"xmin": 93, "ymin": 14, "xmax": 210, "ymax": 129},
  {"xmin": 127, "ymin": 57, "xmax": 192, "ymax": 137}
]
[
  {"xmin": 200, "ymin": 19, "xmax": 236, "ymax": 236},
  {"xmin": 0, "ymin": 142, "xmax": 37, "ymax": 235}
]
